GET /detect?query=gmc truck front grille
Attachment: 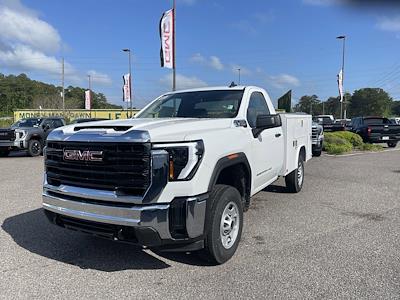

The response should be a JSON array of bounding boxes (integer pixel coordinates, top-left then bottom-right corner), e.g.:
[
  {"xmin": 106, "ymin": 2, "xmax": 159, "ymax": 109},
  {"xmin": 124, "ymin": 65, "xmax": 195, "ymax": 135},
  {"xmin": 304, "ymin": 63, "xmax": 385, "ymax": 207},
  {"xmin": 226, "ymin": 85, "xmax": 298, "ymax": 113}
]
[
  {"xmin": 45, "ymin": 141, "xmax": 151, "ymax": 196},
  {"xmin": 0, "ymin": 130, "xmax": 15, "ymax": 141},
  {"xmin": 312, "ymin": 128, "xmax": 318, "ymax": 140}
]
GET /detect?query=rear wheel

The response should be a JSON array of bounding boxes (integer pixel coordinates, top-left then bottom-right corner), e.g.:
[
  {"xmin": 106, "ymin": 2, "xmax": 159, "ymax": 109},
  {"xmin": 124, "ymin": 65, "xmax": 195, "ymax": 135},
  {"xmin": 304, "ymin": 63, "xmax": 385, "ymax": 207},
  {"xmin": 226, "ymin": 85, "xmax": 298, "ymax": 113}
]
[
  {"xmin": 387, "ymin": 142, "xmax": 397, "ymax": 148},
  {"xmin": 200, "ymin": 184, "xmax": 243, "ymax": 265},
  {"xmin": 0, "ymin": 148, "xmax": 10, "ymax": 157},
  {"xmin": 28, "ymin": 139, "xmax": 42, "ymax": 157},
  {"xmin": 285, "ymin": 154, "xmax": 304, "ymax": 193}
]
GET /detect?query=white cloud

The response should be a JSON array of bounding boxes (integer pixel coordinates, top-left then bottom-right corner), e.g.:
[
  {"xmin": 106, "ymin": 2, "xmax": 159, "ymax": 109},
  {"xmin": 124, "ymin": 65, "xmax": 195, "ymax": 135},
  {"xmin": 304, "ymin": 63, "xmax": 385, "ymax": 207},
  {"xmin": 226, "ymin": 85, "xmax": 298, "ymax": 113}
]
[
  {"xmin": 160, "ymin": 73, "xmax": 207, "ymax": 90},
  {"xmin": 190, "ymin": 53, "xmax": 224, "ymax": 70},
  {"xmin": 268, "ymin": 74, "xmax": 300, "ymax": 89},
  {"xmin": 0, "ymin": 0, "xmax": 112, "ymax": 88},
  {"xmin": 377, "ymin": 15, "xmax": 400, "ymax": 32},
  {"xmin": 87, "ymin": 70, "xmax": 112, "ymax": 86},
  {"xmin": 209, "ymin": 56, "xmax": 224, "ymax": 70},
  {"xmin": 190, "ymin": 53, "xmax": 206, "ymax": 63},
  {"xmin": 0, "ymin": 3, "xmax": 61, "ymax": 53}
]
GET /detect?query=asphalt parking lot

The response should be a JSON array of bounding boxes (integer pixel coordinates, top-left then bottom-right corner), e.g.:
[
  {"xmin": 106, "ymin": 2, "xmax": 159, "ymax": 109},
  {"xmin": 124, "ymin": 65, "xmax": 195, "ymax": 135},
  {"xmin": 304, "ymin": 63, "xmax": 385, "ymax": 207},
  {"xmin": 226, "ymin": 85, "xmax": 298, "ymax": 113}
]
[{"xmin": 1, "ymin": 148, "xmax": 400, "ymax": 299}]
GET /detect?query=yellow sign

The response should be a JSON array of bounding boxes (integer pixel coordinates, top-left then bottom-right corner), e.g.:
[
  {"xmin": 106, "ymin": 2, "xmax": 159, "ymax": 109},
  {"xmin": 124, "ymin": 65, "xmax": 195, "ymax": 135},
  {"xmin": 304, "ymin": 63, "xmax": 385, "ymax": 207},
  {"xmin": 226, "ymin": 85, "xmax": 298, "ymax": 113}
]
[{"xmin": 13, "ymin": 109, "xmax": 140, "ymax": 122}]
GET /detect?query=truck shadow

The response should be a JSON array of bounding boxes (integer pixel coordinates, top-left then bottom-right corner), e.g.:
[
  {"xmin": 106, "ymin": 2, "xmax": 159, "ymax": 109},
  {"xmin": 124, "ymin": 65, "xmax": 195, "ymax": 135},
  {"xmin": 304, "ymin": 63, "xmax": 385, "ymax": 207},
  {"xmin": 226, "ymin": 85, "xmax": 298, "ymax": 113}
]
[
  {"xmin": 1, "ymin": 208, "xmax": 209, "ymax": 271},
  {"xmin": 263, "ymin": 184, "xmax": 291, "ymax": 194}
]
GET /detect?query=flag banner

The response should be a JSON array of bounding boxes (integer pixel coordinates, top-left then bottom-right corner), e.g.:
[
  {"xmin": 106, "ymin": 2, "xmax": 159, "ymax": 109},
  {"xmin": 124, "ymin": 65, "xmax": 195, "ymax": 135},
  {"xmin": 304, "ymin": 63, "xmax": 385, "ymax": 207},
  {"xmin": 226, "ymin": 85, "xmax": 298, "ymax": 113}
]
[
  {"xmin": 85, "ymin": 90, "xmax": 91, "ymax": 110},
  {"xmin": 122, "ymin": 73, "xmax": 131, "ymax": 102},
  {"xmin": 337, "ymin": 69, "xmax": 344, "ymax": 102},
  {"xmin": 277, "ymin": 90, "xmax": 292, "ymax": 113},
  {"xmin": 159, "ymin": 8, "xmax": 174, "ymax": 69}
]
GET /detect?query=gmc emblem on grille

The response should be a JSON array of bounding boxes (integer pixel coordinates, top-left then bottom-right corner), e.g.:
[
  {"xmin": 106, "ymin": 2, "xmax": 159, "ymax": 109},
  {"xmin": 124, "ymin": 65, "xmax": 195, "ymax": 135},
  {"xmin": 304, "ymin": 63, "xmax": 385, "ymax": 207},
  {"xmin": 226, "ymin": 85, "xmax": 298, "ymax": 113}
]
[{"xmin": 63, "ymin": 149, "xmax": 103, "ymax": 162}]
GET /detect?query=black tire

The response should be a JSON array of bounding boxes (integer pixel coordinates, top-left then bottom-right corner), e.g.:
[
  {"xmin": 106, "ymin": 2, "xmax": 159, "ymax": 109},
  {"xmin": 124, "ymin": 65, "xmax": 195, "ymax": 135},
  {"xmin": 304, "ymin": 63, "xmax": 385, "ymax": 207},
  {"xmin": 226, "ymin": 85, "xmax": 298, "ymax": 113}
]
[
  {"xmin": 200, "ymin": 184, "xmax": 243, "ymax": 265},
  {"xmin": 285, "ymin": 155, "xmax": 304, "ymax": 193},
  {"xmin": 387, "ymin": 142, "xmax": 397, "ymax": 148},
  {"xmin": 0, "ymin": 148, "xmax": 10, "ymax": 157},
  {"xmin": 312, "ymin": 148, "xmax": 322, "ymax": 157},
  {"xmin": 28, "ymin": 139, "xmax": 42, "ymax": 157}
]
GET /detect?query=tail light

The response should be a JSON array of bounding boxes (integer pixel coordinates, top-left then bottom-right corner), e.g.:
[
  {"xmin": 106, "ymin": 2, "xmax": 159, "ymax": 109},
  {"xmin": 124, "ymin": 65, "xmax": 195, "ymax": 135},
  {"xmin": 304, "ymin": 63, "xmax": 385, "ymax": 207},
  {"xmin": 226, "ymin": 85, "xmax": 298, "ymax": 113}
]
[{"xmin": 367, "ymin": 127, "xmax": 372, "ymax": 136}]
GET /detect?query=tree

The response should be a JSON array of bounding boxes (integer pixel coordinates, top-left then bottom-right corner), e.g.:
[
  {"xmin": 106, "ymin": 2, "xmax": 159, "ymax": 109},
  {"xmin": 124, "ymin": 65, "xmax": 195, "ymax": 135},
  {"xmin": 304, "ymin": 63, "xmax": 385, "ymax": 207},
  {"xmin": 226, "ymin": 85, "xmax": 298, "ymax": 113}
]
[
  {"xmin": 392, "ymin": 101, "xmax": 400, "ymax": 116},
  {"xmin": 350, "ymin": 88, "xmax": 392, "ymax": 117},
  {"xmin": 294, "ymin": 95, "xmax": 322, "ymax": 115},
  {"xmin": 0, "ymin": 73, "xmax": 121, "ymax": 116}
]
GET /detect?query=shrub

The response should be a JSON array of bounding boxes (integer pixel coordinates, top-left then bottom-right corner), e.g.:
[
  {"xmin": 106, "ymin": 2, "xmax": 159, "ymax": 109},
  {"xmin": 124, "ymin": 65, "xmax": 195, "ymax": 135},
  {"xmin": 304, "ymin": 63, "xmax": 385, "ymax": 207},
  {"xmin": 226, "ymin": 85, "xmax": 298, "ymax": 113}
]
[
  {"xmin": 324, "ymin": 142, "xmax": 353, "ymax": 154},
  {"xmin": 332, "ymin": 131, "xmax": 363, "ymax": 147},
  {"xmin": 324, "ymin": 133, "xmax": 353, "ymax": 154},
  {"xmin": 358, "ymin": 143, "xmax": 384, "ymax": 151}
]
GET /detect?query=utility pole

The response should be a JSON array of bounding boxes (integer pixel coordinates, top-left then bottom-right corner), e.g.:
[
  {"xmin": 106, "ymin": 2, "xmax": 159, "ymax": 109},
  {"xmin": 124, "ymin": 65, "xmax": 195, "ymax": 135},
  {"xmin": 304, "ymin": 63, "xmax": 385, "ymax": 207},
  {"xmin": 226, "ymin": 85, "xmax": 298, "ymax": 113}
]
[
  {"xmin": 172, "ymin": 0, "xmax": 176, "ymax": 91},
  {"xmin": 62, "ymin": 57, "xmax": 65, "ymax": 114},
  {"xmin": 322, "ymin": 101, "xmax": 325, "ymax": 115},
  {"xmin": 337, "ymin": 35, "xmax": 346, "ymax": 119},
  {"xmin": 238, "ymin": 68, "xmax": 241, "ymax": 85}
]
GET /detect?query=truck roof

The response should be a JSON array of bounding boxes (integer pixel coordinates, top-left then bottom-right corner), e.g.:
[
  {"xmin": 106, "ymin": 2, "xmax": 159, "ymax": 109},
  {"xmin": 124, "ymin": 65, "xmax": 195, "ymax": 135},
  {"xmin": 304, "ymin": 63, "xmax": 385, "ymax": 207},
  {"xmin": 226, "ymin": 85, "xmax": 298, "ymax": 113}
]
[{"xmin": 163, "ymin": 85, "xmax": 260, "ymax": 94}]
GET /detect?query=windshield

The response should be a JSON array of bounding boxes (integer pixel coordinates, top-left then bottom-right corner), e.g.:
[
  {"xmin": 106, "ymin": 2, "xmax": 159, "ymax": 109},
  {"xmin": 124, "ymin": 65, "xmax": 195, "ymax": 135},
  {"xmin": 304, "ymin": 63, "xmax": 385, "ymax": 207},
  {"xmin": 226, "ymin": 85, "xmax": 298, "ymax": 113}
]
[
  {"xmin": 137, "ymin": 90, "xmax": 244, "ymax": 119},
  {"xmin": 12, "ymin": 118, "xmax": 42, "ymax": 128},
  {"xmin": 364, "ymin": 118, "xmax": 391, "ymax": 125}
]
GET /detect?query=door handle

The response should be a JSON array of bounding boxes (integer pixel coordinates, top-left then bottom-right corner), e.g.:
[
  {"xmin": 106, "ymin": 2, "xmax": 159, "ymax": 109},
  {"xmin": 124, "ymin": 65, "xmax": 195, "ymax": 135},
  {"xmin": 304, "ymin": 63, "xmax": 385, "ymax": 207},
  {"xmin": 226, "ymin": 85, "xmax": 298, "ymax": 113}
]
[{"xmin": 275, "ymin": 133, "xmax": 281, "ymax": 138}]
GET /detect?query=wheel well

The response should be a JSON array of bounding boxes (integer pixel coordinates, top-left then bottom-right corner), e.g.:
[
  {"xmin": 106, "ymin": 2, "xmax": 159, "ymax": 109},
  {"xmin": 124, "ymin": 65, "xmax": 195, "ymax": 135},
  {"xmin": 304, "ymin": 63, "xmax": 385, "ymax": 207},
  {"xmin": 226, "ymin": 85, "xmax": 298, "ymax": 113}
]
[
  {"xmin": 29, "ymin": 136, "xmax": 42, "ymax": 143},
  {"xmin": 215, "ymin": 163, "xmax": 250, "ymax": 208},
  {"xmin": 299, "ymin": 146, "xmax": 306, "ymax": 161}
]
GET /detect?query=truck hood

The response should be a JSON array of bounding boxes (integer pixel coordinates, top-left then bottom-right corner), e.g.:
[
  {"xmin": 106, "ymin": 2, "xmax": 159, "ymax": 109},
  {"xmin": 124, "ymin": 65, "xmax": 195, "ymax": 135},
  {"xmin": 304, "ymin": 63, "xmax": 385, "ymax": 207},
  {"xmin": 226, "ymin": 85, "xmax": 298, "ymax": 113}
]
[{"xmin": 57, "ymin": 118, "xmax": 234, "ymax": 142}]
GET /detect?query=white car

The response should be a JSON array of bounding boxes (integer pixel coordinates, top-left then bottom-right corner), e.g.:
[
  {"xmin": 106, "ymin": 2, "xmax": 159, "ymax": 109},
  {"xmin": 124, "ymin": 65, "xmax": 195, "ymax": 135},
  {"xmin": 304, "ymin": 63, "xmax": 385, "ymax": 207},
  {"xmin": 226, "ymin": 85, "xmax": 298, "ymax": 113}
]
[{"xmin": 42, "ymin": 86, "xmax": 311, "ymax": 264}]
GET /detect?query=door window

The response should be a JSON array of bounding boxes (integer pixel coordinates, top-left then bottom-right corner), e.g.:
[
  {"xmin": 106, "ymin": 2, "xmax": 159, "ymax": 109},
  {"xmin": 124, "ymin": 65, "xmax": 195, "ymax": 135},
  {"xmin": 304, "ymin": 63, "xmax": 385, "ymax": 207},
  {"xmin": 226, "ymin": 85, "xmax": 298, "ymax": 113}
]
[{"xmin": 247, "ymin": 92, "xmax": 270, "ymax": 128}]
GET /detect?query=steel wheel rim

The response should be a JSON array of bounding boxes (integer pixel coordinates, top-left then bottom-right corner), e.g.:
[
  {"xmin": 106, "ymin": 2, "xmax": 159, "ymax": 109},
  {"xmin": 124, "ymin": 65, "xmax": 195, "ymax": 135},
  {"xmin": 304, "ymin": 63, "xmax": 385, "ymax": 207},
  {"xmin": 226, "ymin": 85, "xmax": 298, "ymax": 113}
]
[
  {"xmin": 297, "ymin": 161, "xmax": 304, "ymax": 187},
  {"xmin": 32, "ymin": 142, "xmax": 40, "ymax": 154},
  {"xmin": 220, "ymin": 201, "xmax": 240, "ymax": 249}
]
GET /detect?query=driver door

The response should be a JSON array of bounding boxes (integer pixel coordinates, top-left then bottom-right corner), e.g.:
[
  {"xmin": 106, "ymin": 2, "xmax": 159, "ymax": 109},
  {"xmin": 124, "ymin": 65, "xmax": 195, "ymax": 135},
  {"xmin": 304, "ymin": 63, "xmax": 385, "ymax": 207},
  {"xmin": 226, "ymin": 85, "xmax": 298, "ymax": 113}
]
[{"xmin": 247, "ymin": 92, "xmax": 284, "ymax": 191}]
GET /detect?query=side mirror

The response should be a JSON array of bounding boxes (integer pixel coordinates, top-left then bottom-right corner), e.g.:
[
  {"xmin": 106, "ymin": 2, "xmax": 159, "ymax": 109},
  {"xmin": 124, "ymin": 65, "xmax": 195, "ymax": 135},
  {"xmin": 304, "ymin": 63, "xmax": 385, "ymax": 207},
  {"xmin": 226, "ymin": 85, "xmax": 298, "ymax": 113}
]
[{"xmin": 252, "ymin": 114, "xmax": 281, "ymax": 137}]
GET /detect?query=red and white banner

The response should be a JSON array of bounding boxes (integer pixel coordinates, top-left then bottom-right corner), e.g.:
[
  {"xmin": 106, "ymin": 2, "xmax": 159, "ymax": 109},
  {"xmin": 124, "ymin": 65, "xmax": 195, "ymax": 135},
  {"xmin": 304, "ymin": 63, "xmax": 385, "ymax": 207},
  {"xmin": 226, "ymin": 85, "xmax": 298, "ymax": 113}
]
[
  {"xmin": 122, "ymin": 73, "xmax": 131, "ymax": 102},
  {"xmin": 85, "ymin": 90, "xmax": 91, "ymax": 110},
  {"xmin": 337, "ymin": 69, "xmax": 344, "ymax": 102},
  {"xmin": 160, "ymin": 8, "xmax": 174, "ymax": 69}
]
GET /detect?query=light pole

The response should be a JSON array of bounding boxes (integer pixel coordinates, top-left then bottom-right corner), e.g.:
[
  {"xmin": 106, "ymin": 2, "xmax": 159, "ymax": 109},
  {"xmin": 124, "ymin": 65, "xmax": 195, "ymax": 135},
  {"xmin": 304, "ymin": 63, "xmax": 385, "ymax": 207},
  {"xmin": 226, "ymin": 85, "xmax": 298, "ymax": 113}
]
[
  {"xmin": 122, "ymin": 48, "xmax": 132, "ymax": 118},
  {"xmin": 337, "ymin": 35, "xmax": 346, "ymax": 119},
  {"xmin": 238, "ymin": 68, "xmax": 241, "ymax": 85}
]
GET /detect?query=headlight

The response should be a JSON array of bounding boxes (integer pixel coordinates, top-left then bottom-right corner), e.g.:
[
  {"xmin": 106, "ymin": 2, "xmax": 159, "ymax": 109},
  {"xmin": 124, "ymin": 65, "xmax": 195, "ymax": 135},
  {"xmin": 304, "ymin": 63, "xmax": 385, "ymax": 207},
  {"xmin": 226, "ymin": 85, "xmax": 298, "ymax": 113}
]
[
  {"xmin": 17, "ymin": 130, "xmax": 26, "ymax": 139},
  {"xmin": 153, "ymin": 140, "xmax": 204, "ymax": 181}
]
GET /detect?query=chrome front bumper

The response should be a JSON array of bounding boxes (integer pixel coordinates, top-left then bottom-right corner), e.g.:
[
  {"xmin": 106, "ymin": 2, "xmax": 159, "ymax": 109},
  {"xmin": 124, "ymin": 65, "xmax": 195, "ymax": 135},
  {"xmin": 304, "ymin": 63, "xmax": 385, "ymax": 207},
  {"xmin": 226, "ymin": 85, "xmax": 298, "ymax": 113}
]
[{"xmin": 42, "ymin": 187, "xmax": 207, "ymax": 246}]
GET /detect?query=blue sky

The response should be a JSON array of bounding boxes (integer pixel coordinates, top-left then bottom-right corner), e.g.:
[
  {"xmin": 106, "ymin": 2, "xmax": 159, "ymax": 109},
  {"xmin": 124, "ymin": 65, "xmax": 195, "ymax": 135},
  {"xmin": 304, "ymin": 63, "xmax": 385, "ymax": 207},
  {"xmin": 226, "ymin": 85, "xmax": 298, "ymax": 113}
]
[{"xmin": 1, "ymin": 0, "xmax": 400, "ymax": 108}]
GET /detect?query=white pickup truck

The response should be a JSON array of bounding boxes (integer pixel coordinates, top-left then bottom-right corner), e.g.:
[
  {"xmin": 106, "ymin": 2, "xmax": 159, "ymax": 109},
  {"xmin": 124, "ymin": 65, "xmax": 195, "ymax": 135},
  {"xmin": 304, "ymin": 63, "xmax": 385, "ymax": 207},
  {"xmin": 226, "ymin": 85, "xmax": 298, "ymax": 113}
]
[{"xmin": 42, "ymin": 86, "xmax": 311, "ymax": 264}]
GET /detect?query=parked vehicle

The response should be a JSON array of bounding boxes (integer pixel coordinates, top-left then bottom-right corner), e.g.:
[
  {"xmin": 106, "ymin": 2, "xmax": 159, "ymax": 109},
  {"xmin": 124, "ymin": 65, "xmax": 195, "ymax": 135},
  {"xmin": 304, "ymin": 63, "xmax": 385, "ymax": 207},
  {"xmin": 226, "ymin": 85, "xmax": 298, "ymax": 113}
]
[
  {"xmin": 313, "ymin": 115, "xmax": 346, "ymax": 132},
  {"xmin": 42, "ymin": 86, "xmax": 312, "ymax": 264},
  {"xmin": 334, "ymin": 118, "xmax": 352, "ymax": 130},
  {"xmin": 390, "ymin": 117, "xmax": 400, "ymax": 125},
  {"xmin": 311, "ymin": 121, "xmax": 324, "ymax": 156},
  {"xmin": 0, "ymin": 127, "xmax": 16, "ymax": 157},
  {"xmin": 2, "ymin": 117, "xmax": 66, "ymax": 157},
  {"xmin": 70, "ymin": 118, "xmax": 109, "ymax": 124},
  {"xmin": 351, "ymin": 117, "xmax": 400, "ymax": 148}
]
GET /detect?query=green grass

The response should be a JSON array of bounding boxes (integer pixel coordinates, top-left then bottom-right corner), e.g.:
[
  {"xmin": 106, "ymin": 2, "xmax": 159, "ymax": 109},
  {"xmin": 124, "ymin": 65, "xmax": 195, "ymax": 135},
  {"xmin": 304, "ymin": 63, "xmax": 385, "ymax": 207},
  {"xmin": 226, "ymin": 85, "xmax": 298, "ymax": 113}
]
[{"xmin": 324, "ymin": 131, "xmax": 384, "ymax": 155}]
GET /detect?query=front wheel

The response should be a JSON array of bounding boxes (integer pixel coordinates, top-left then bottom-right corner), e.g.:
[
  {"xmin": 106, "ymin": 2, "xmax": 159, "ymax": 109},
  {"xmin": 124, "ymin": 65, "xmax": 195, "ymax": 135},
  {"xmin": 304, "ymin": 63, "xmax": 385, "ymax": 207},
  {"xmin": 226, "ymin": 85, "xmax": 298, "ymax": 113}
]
[
  {"xmin": 200, "ymin": 184, "xmax": 243, "ymax": 265},
  {"xmin": 285, "ymin": 155, "xmax": 304, "ymax": 193},
  {"xmin": 28, "ymin": 139, "xmax": 42, "ymax": 157},
  {"xmin": 387, "ymin": 142, "xmax": 397, "ymax": 148},
  {"xmin": 0, "ymin": 148, "xmax": 10, "ymax": 157}
]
